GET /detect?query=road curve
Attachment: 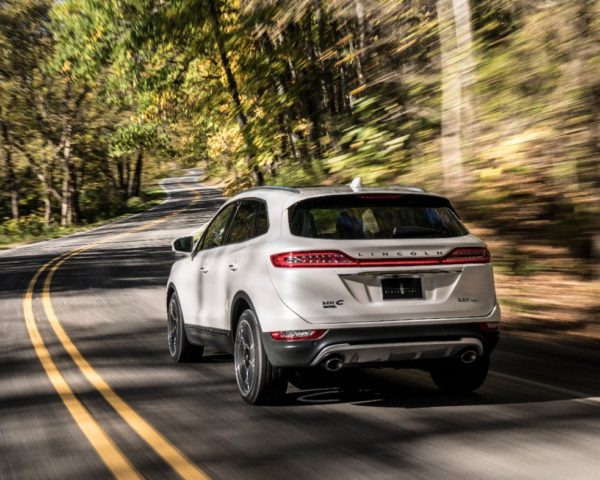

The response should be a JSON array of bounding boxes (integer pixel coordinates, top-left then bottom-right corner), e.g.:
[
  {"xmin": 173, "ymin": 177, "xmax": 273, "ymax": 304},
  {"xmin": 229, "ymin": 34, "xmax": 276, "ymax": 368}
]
[{"xmin": 1, "ymin": 171, "xmax": 600, "ymax": 480}]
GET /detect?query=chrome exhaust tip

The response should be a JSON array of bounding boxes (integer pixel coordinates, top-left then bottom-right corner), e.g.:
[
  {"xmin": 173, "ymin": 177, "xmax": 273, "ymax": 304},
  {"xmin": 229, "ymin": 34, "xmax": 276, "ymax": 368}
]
[
  {"xmin": 460, "ymin": 349, "xmax": 478, "ymax": 364},
  {"xmin": 322, "ymin": 356, "xmax": 344, "ymax": 372}
]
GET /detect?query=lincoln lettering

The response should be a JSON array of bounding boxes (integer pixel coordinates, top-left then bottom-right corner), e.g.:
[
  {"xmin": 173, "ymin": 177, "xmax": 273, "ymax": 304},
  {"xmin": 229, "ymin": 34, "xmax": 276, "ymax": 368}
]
[{"xmin": 356, "ymin": 250, "xmax": 445, "ymax": 257}]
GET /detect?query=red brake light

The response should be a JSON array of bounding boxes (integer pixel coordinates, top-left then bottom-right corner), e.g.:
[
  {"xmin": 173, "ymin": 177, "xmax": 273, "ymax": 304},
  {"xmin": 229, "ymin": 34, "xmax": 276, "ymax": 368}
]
[
  {"xmin": 359, "ymin": 195, "xmax": 402, "ymax": 200},
  {"xmin": 270, "ymin": 330, "xmax": 328, "ymax": 341},
  {"xmin": 441, "ymin": 247, "xmax": 490, "ymax": 264},
  {"xmin": 270, "ymin": 247, "xmax": 490, "ymax": 268},
  {"xmin": 270, "ymin": 251, "xmax": 357, "ymax": 268}
]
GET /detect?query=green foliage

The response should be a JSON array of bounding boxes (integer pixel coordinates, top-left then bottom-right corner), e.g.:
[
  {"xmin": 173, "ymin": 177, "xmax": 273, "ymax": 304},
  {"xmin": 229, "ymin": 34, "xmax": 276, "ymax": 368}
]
[
  {"xmin": 326, "ymin": 96, "xmax": 410, "ymax": 184},
  {"xmin": 0, "ymin": 0, "xmax": 598, "ymax": 277},
  {"xmin": 470, "ymin": 0, "xmax": 600, "ymax": 249},
  {"xmin": 126, "ymin": 196, "xmax": 143, "ymax": 209},
  {"xmin": 1, "ymin": 214, "xmax": 46, "ymax": 236},
  {"xmin": 109, "ymin": 122, "xmax": 162, "ymax": 157},
  {"xmin": 47, "ymin": 0, "xmax": 118, "ymax": 84}
]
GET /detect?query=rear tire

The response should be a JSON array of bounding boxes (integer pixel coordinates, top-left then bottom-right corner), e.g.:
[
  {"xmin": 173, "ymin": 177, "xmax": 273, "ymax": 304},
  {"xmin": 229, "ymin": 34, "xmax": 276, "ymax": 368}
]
[
  {"xmin": 430, "ymin": 355, "xmax": 490, "ymax": 393},
  {"xmin": 167, "ymin": 291, "xmax": 204, "ymax": 362},
  {"xmin": 234, "ymin": 309, "xmax": 288, "ymax": 405}
]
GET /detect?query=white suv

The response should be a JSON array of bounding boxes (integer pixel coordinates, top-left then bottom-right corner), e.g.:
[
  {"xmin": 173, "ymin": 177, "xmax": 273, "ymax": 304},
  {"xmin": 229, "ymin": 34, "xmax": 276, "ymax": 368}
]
[{"xmin": 167, "ymin": 183, "xmax": 500, "ymax": 404}]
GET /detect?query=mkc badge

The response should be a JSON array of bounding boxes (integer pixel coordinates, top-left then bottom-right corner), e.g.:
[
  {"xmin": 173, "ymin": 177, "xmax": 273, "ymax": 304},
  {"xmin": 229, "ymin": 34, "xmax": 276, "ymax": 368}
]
[{"xmin": 323, "ymin": 300, "xmax": 344, "ymax": 309}]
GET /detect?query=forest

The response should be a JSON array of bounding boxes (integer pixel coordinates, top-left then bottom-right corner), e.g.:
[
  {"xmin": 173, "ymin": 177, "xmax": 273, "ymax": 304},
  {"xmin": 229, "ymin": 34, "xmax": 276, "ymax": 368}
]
[{"xmin": 1, "ymin": 1, "xmax": 599, "ymax": 338}]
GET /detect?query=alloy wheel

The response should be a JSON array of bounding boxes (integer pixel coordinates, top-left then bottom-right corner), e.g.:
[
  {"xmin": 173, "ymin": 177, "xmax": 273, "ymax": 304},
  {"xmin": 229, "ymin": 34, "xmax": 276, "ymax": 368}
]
[
  {"xmin": 167, "ymin": 297, "xmax": 179, "ymax": 357},
  {"xmin": 235, "ymin": 319, "xmax": 256, "ymax": 396}
]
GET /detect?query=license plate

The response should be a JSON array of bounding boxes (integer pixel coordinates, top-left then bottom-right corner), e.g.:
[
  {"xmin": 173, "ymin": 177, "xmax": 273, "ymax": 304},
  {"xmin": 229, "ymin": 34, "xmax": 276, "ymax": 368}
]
[{"xmin": 382, "ymin": 278, "xmax": 423, "ymax": 300}]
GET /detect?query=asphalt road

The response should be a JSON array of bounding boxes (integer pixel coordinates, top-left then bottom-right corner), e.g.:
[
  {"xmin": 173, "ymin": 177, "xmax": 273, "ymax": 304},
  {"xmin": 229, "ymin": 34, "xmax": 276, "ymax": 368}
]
[{"xmin": 1, "ymin": 171, "xmax": 600, "ymax": 480}]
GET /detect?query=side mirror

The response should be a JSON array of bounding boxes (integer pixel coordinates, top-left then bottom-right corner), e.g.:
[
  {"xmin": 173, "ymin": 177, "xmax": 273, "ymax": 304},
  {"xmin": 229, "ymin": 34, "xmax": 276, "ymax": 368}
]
[{"xmin": 172, "ymin": 236, "xmax": 194, "ymax": 256}]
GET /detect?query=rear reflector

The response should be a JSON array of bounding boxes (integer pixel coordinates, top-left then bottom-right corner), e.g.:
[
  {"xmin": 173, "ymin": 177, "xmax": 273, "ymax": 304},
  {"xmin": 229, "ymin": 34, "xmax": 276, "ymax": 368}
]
[
  {"xmin": 270, "ymin": 330, "xmax": 328, "ymax": 341},
  {"xmin": 479, "ymin": 322, "xmax": 500, "ymax": 332},
  {"xmin": 271, "ymin": 247, "xmax": 490, "ymax": 268}
]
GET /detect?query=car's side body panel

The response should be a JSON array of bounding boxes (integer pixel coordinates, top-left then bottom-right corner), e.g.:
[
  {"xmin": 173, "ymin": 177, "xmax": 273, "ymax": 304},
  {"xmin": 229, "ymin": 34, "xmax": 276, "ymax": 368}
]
[{"xmin": 199, "ymin": 245, "xmax": 232, "ymax": 328}]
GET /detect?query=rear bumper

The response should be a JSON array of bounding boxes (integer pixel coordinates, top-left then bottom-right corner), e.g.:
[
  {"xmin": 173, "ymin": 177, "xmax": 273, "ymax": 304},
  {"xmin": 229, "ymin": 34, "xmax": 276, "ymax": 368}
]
[
  {"xmin": 309, "ymin": 337, "xmax": 485, "ymax": 367},
  {"xmin": 262, "ymin": 322, "xmax": 499, "ymax": 368}
]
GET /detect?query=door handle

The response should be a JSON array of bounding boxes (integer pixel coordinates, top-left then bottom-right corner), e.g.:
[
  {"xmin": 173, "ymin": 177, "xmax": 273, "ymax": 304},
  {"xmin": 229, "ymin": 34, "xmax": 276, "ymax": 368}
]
[
  {"xmin": 200, "ymin": 266, "xmax": 209, "ymax": 273},
  {"xmin": 228, "ymin": 263, "xmax": 238, "ymax": 271}
]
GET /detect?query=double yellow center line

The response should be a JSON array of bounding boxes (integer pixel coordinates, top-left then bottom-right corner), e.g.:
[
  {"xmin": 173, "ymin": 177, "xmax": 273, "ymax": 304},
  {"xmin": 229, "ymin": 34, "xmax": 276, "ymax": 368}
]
[{"xmin": 22, "ymin": 181, "xmax": 210, "ymax": 480}]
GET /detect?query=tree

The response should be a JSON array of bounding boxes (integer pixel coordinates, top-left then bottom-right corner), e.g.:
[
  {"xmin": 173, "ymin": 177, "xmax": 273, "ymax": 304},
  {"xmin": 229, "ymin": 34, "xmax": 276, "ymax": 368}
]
[
  {"xmin": 436, "ymin": 0, "xmax": 475, "ymax": 193},
  {"xmin": 0, "ymin": 0, "xmax": 53, "ymax": 221}
]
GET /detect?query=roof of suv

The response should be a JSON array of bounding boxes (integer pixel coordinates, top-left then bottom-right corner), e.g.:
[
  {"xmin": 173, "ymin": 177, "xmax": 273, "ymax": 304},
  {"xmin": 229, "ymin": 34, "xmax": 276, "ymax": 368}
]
[
  {"xmin": 244, "ymin": 185, "xmax": 431, "ymax": 198},
  {"xmin": 230, "ymin": 180, "xmax": 449, "ymax": 211}
]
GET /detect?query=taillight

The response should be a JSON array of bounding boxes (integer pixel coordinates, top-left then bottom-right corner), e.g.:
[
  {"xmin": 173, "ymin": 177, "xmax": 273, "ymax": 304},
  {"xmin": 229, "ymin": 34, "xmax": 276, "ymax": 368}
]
[
  {"xmin": 271, "ymin": 247, "xmax": 490, "ymax": 268},
  {"xmin": 441, "ymin": 247, "xmax": 490, "ymax": 264},
  {"xmin": 270, "ymin": 251, "xmax": 357, "ymax": 268},
  {"xmin": 270, "ymin": 330, "xmax": 328, "ymax": 341}
]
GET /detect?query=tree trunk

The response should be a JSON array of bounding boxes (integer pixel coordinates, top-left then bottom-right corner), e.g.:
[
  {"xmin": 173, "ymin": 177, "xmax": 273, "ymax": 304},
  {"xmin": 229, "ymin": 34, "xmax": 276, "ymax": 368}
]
[
  {"xmin": 41, "ymin": 143, "xmax": 52, "ymax": 226},
  {"xmin": 207, "ymin": 0, "xmax": 263, "ymax": 185},
  {"xmin": 256, "ymin": 33, "xmax": 307, "ymax": 169},
  {"xmin": 129, "ymin": 151, "xmax": 143, "ymax": 197},
  {"xmin": 354, "ymin": 0, "xmax": 367, "ymax": 87},
  {"xmin": 14, "ymin": 138, "xmax": 60, "ymax": 227},
  {"xmin": 125, "ymin": 157, "xmax": 132, "ymax": 198},
  {"xmin": 437, "ymin": 0, "xmax": 468, "ymax": 193},
  {"xmin": 9, "ymin": 189, "xmax": 19, "ymax": 222},
  {"xmin": 315, "ymin": 0, "xmax": 337, "ymax": 115},
  {"xmin": 303, "ymin": 10, "xmax": 323, "ymax": 161},
  {"xmin": 116, "ymin": 157, "xmax": 128, "ymax": 201},
  {"xmin": 41, "ymin": 171, "xmax": 52, "ymax": 226},
  {"xmin": 60, "ymin": 124, "xmax": 79, "ymax": 226},
  {"xmin": 72, "ymin": 167, "xmax": 80, "ymax": 225},
  {"xmin": 0, "ymin": 119, "xmax": 20, "ymax": 221},
  {"xmin": 452, "ymin": 0, "xmax": 476, "ymax": 164},
  {"xmin": 60, "ymin": 173, "xmax": 71, "ymax": 227},
  {"xmin": 56, "ymin": 80, "xmax": 85, "ymax": 226},
  {"xmin": 274, "ymin": 77, "xmax": 306, "ymax": 168}
]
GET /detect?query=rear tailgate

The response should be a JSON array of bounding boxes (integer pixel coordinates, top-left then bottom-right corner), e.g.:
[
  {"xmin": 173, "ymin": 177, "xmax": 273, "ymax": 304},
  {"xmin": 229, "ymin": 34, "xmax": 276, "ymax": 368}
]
[{"xmin": 267, "ymin": 240, "xmax": 496, "ymax": 325}]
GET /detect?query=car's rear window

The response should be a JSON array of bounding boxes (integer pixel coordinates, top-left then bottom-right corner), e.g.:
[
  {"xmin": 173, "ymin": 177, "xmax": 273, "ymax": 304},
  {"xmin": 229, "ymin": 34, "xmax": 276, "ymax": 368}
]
[{"xmin": 289, "ymin": 194, "xmax": 468, "ymax": 239}]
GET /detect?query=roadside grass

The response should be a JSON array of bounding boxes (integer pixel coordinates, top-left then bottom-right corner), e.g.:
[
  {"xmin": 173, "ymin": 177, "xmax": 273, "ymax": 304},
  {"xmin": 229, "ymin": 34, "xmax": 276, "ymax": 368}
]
[{"xmin": 0, "ymin": 185, "xmax": 165, "ymax": 251}]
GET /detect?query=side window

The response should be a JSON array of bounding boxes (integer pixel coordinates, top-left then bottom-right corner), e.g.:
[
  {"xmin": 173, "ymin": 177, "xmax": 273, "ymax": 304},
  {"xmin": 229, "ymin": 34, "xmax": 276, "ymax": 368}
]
[
  {"xmin": 227, "ymin": 200, "xmax": 259, "ymax": 245},
  {"xmin": 226, "ymin": 199, "xmax": 269, "ymax": 245},
  {"xmin": 200, "ymin": 203, "xmax": 237, "ymax": 250},
  {"xmin": 255, "ymin": 201, "xmax": 269, "ymax": 236}
]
